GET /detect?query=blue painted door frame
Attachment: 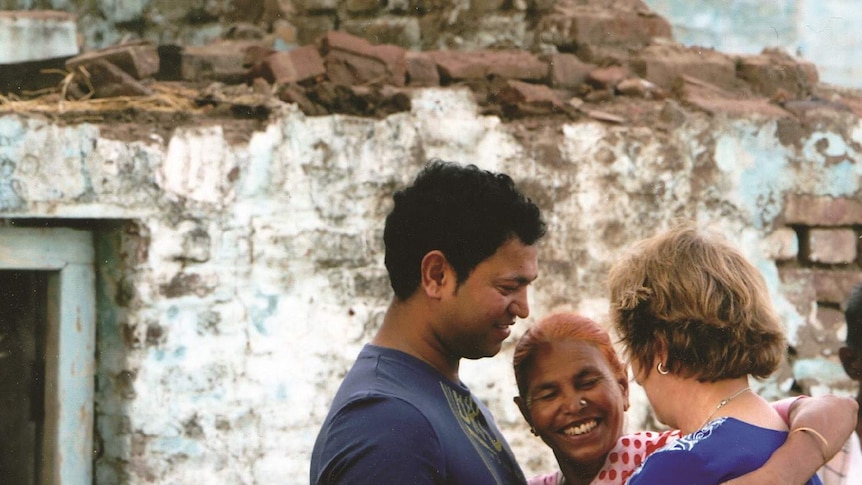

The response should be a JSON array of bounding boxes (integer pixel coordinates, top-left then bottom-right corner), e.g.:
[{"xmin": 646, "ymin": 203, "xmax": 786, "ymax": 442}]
[{"xmin": 0, "ymin": 227, "xmax": 95, "ymax": 485}]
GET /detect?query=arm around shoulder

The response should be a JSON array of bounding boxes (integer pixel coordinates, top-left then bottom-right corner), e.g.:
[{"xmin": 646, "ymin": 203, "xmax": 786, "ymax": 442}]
[
  {"xmin": 723, "ymin": 395, "xmax": 859, "ymax": 485},
  {"xmin": 311, "ymin": 396, "xmax": 445, "ymax": 485}
]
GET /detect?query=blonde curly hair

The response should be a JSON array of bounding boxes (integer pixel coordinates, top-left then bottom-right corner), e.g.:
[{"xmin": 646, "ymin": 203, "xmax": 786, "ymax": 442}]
[{"xmin": 608, "ymin": 223, "xmax": 785, "ymax": 382}]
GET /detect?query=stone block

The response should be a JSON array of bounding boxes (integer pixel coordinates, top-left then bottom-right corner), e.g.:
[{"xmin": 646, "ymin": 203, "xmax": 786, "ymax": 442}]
[
  {"xmin": 761, "ymin": 227, "xmax": 799, "ymax": 261},
  {"xmin": 265, "ymin": 45, "xmax": 326, "ymax": 84},
  {"xmin": 341, "ymin": 17, "xmax": 421, "ymax": 49},
  {"xmin": 405, "ymin": 51, "xmax": 440, "ymax": 86},
  {"xmin": 294, "ymin": 15, "xmax": 337, "ymax": 46},
  {"xmin": 159, "ymin": 273, "xmax": 214, "ymax": 298},
  {"xmin": 0, "ymin": 10, "xmax": 79, "ymax": 63},
  {"xmin": 737, "ymin": 50, "xmax": 819, "ymax": 99},
  {"xmin": 544, "ymin": 53, "xmax": 593, "ymax": 89},
  {"xmin": 345, "ymin": 0, "xmax": 384, "ymax": 14},
  {"xmin": 630, "ymin": 44, "xmax": 737, "ymax": 91},
  {"xmin": 808, "ymin": 228, "xmax": 858, "ymax": 264},
  {"xmin": 70, "ymin": 60, "xmax": 152, "ymax": 98},
  {"xmin": 779, "ymin": 268, "xmax": 862, "ymax": 305},
  {"xmin": 783, "ymin": 195, "xmax": 862, "ymax": 226},
  {"xmin": 427, "ymin": 50, "xmax": 548, "ymax": 82},
  {"xmin": 66, "ymin": 40, "xmax": 160, "ymax": 80},
  {"xmin": 297, "ymin": 0, "xmax": 339, "ymax": 11},
  {"xmin": 471, "ymin": 0, "xmax": 507, "ymax": 13},
  {"xmin": 319, "ymin": 31, "xmax": 406, "ymax": 86},
  {"xmin": 538, "ymin": 8, "xmax": 671, "ymax": 50},
  {"xmin": 181, "ymin": 40, "xmax": 268, "ymax": 83}
]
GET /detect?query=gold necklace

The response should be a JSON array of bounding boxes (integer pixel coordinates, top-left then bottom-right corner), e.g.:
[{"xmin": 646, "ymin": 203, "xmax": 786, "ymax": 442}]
[{"xmin": 699, "ymin": 386, "xmax": 751, "ymax": 430}]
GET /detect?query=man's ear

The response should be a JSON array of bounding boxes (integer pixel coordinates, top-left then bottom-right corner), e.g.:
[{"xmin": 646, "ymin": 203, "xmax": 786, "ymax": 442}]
[
  {"xmin": 420, "ymin": 250, "xmax": 451, "ymax": 299},
  {"xmin": 514, "ymin": 396, "xmax": 531, "ymax": 426},
  {"xmin": 839, "ymin": 346, "xmax": 862, "ymax": 380}
]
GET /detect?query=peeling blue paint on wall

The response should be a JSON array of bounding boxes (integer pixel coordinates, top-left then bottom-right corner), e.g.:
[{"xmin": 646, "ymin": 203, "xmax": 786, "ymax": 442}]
[
  {"xmin": 251, "ymin": 293, "xmax": 278, "ymax": 336},
  {"xmin": 801, "ymin": 132, "xmax": 861, "ymax": 196},
  {"xmin": 149, "ymin": 435, "xmax": 204, "ymax": 457},
  {"xmin": 715, "ymin": 123, "xmax": 793, "ymax": 228},
  {"xmin": 0, "ymin": 117, "xmax": 24, "ymax": 210}
]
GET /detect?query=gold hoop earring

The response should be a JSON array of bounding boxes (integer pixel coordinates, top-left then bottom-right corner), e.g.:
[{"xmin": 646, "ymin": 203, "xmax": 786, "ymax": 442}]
[{"xmin": 657, "ymin": 362, "xmax": 669, "ymax": 375}]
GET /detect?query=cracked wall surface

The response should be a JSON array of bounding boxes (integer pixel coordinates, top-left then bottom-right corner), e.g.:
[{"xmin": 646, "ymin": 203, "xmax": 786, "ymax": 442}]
[{"xmin": 1, "ymin": 86, "xmax": 860, "ymax": 482}]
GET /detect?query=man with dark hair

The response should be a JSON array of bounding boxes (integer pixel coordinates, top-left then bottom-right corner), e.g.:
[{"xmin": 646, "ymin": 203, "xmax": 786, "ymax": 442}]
[
  {"xmin": 310, "ymin": 160, "xmax": 546, "ymax": 484},
  {"xmin": 824, "ymin": 282, "xmax": 862, "ymax": 484}
]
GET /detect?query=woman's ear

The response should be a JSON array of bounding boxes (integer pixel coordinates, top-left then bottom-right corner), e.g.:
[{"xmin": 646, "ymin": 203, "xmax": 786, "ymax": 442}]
[
  {"xmin": 656, "ymin": 338, "xmax": 669, "ymax": 364},
  {"xmin": 619, "ymin": 376, "xmax": 630, "ymax": 411},
  {"xmin": 420, "ymin": 250, "xmax": 451, "ymax": 299}
]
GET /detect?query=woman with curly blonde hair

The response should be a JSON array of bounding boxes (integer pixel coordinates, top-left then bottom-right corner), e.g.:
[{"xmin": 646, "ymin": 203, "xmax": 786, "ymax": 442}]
[{"xmin": 608, "ymin": 223, "xmax": 822, "ymax": 484}]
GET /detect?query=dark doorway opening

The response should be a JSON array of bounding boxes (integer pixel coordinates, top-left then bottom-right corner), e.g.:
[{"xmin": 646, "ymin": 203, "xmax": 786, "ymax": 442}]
[{"xmin": 0, "ymin": 271, "xmax": 48, "ymax": 485}]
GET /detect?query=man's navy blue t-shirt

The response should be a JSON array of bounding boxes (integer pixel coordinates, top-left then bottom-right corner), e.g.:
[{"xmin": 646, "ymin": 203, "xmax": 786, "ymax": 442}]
[{"xmin": 310, "ymin": 344, "xmax": 526, "ymax": 485}]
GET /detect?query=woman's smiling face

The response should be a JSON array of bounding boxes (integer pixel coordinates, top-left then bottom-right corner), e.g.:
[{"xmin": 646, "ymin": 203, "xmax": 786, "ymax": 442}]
[{"xmin": 518, "ymin": 339, "xmax": 629, "ymax": 470}]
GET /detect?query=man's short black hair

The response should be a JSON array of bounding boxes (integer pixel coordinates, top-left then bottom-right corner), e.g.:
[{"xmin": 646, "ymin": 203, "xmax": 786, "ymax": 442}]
[{"xmin": 384, "ymin": 160, "xmax": 546, "ymax": 300}]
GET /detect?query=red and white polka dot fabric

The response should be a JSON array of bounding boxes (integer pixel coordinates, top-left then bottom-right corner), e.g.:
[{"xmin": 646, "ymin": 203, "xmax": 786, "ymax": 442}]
[{"xmin": 594, "ymin": 430, "xmax": 682, "ymax": 484}]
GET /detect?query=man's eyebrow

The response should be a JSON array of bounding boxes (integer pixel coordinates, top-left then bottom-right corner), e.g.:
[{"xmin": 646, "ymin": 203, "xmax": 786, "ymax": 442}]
[{"xmin": 498, "ymin": 275, "xmax": 536, "ymax": 285}]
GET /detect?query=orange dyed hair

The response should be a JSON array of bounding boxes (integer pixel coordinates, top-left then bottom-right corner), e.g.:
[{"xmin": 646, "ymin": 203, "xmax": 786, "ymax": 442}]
[{"xmin": 513, "ymin": 312, "xmax": 626, "ymax": 400}]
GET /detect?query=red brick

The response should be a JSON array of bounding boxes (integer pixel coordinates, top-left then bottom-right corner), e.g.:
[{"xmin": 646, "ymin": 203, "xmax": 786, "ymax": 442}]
[
  {"xmin": 265, "ymin": 45, "xmax": 326, "ymax": 84},
  {"xmin": 783, "ymin": 195, "xmax": 862, "ymax": 226},
  {"xmin": 737, "ymin": 50, "xmax": 818, "ymax": 99},
  {"xmin": 494, "ymin": 80, "xmax": 565, "ymax": 113},
  {"xmin": 586, "ymin": 65, "xmax": 629, "ymax": 90},
  {"xmin": 543, "ymin": 53, "xmax": 593, "ymax": 89},
  {"xmin": 319, "ymin": 31, "xmax": 406, "ymax": 86},
  {"xmin": 405, "ymin": 51, "xmax": 439, "ymax": 87},
  {"xmin": 630, "ymin": 44, "xmax": 737, "ymax": 91},
  {"xmin": 808, "ymin": 228, "xmax": 858, "ymax": 264},
  {"xmin": 681, "ymin": 76, "xmax": 790, "ymax": 118},
  {"xmin": 324, "ymin": 50, "xmax": 385, "ymax": 85},
  {"xmin": 66, "ymin": 40, "xmax": 159, "ymax": 80},
  {"xmin": 426, "ymin": 50, "xmax": 548, "ymax": 82}
]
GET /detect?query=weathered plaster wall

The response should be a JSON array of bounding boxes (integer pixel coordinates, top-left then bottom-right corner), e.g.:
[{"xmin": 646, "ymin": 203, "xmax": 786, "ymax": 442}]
[
  {"xmin": 645, "ymin": 0, "xmax": 862, "ymax": 88},
  {"xmin": 1, "ymin": 88, "xmax": 860, "ymax": 483}
]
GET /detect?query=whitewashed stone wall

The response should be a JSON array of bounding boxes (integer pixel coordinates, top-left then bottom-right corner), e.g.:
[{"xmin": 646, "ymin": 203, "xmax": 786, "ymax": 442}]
[{"xmin": 1, "ymin": 88, "xmax": 860, "ymax": 483}]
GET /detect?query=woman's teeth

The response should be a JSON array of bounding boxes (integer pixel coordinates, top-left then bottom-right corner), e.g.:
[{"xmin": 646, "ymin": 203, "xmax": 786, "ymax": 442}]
[{"xmin": 563, "ymin": 419, "xmax": 598, "ymax": 436}]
